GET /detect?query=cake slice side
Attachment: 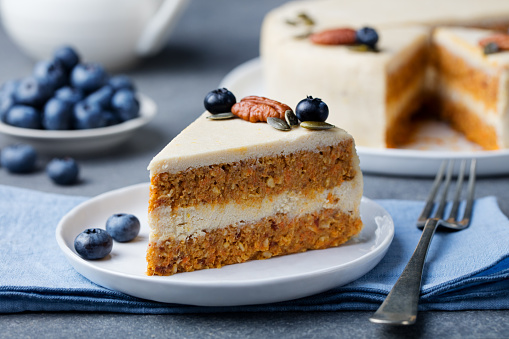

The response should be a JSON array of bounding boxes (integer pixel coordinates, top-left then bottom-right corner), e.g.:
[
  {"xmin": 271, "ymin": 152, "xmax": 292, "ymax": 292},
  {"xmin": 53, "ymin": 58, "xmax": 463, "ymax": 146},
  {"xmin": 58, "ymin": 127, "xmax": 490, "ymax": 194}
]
[{"xmin": 146, "ymin": 114, "xmax": 363, "ymax": 276}]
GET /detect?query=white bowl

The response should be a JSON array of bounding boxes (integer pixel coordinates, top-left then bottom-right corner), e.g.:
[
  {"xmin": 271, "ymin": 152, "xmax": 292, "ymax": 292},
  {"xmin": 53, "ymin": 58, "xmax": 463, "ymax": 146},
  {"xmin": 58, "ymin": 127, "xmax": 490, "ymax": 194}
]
[{"xmin": 0, "ymin": 94, "xmax": 157, "ymax": 155}]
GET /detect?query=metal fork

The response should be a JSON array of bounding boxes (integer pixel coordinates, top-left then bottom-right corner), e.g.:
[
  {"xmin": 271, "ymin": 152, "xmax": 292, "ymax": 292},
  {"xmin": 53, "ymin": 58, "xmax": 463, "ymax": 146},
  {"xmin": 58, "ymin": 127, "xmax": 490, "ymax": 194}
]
[{"xmin": 369, "ymin": 159, "xmax": 477, "ymax": 325}]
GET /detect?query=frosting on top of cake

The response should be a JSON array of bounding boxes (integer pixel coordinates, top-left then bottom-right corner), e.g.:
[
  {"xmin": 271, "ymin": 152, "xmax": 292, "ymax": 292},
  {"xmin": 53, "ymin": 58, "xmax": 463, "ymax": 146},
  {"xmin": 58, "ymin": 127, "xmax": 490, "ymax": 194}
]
[
  {"xmin": 266, "ymin": 0, "xmax": 509, "ymax": 29},
  {"xmin": 148, "ymin": 112, "xmax": 354, "ymax": 175}
]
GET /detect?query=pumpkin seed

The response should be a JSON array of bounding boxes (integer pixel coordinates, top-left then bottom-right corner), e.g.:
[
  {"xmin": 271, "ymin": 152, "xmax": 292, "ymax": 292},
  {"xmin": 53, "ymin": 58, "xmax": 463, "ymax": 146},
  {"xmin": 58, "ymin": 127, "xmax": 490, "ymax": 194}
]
[
  {"xmin": 206, "ymin": 112, "xmax": 236, "ymax": 120},
  {"xmin": 267, "ymin": 117, "xmax": 291, "ymax": 131},
  {"xmin": 348, "ymin": 44, "xmax": 380, "ymax": 53},
  {"xmin": 294, "ymin": 30, "xmax": 313, "ymax": 40},
  {"xmin": 297, "ymin": 12, "xmax": 315, "ymax": 26},
  {"xmin": 300, "ymin": 121, "xmax": 335, "ymax": 130},
  {"xmin": 285, "ymin": 110, "xmax": 299, "ymax": 127}
]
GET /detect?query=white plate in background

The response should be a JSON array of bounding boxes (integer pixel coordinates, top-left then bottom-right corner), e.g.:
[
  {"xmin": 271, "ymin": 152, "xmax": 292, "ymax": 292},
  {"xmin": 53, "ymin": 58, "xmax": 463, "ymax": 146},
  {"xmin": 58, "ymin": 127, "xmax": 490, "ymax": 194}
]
[
  {"xmin": 56, "ymin": 183, "xmax": 394, "ymax": 306},
  {"xmin": 220, "ymin": 58, "xmax": 509, "ymax": 177}
]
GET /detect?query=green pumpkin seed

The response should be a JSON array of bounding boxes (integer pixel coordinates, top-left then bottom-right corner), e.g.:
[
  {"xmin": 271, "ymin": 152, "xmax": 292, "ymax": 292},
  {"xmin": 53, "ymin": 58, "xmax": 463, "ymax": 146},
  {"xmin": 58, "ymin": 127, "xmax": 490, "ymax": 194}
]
[
  {"xmin": 300, "ymin": 121, "xmax": 335, "ymax": 130},
  {"xmin": 297, "ymin": 12, "xmax": 315, "ymax": 26},
  {"xmin": 285, "ymin": 110, "xmax": 299, "ymax": 127},
  {"xmin": 267, "ymin": 117, "xmax": 291, "ymax": 131},
  {"xmin": 294, "ymin": 30, "xmax": 313, "ymax": 40},
  {"xmin": 348, "ymin": 44, "xmax": 380, "ymax": 53},
  {"xmin": 206, "ymin": 112, "xmax": 236, "ymax": 120}
]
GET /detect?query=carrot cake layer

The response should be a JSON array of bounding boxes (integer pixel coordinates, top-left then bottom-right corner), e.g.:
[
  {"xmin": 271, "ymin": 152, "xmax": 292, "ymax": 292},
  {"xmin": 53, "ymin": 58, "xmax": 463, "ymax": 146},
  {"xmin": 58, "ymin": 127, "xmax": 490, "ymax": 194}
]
[{"xmin": 149, "ymin": 141, "xmax": 355, "ymax": 211}]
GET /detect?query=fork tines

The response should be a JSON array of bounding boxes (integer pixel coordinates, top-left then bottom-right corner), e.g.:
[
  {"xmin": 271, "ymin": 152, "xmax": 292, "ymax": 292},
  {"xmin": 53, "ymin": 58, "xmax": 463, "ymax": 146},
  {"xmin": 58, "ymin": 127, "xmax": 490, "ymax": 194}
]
[{"xmin": 417, "ymin": 159, "xmax": 477, "ymax": 229}]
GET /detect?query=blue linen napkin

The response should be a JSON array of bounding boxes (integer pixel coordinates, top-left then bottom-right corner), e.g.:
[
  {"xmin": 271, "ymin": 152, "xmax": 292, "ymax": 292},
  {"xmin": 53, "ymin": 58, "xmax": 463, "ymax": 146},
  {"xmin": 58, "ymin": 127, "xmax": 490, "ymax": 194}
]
[{"xmin": 1, "ymin": 184, "xmax": 508, "ymax": 314}]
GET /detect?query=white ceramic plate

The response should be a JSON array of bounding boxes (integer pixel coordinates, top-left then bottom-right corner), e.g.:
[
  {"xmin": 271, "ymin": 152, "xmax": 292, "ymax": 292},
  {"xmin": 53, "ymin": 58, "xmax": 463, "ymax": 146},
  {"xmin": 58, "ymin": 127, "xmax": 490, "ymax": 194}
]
[
  {"xmin": 220, "ymin": 58, "xmax": 509, "ymax": 177},
  {"xmin": 0, "ymin": 93, "xmax": 157, "ymax": 155},
  {"xmin": 56, "ymin": 183, "xmax": 394, "ymax": 307}
]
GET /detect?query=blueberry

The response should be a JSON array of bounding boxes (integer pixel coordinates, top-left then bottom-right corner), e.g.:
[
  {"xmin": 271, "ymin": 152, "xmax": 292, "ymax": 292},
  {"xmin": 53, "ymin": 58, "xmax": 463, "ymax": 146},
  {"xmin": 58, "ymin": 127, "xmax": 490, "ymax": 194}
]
[
  {"xmin": 46, "ymin": 157, "xmax": 79, "ymax": 185},
  {"xmin": 70, "ymin": 63, "xmax": 107, "ymax": 93},
  {"xmin": 0, "ymin": 144, "xmax": 37, "ymax": 173},
  {"xmin": 295, "ymin": 96, "xmax": 329, "ymax": 122},
  {"xmin": 53, "ymin": 46, "xmax": 80, "ymax": 71},
  {"xmin": 73, "ymin": 101, "xmax": 107, "ymax": 129},
  {"xmin": 14, "ymin": 77, "xmax": 52, "ymax": 107},
  {"xmin": 55, "ymin": 86, "xmax": 84, "ymax": 105},
  {"xmin": 111, "ymin": 89, "xmax": 140, "ymax": 122},
  {"xmin": 86, "ymin": 85, "xmax": 114, "ymax": 108},
  {"xmin": 204, "ymin": 88, "xmax": 236, "ymax": 114},
  {"xmin": 33, "ymin": 59, "xmax": 67, "ymax": 90},
  {"xmin": 102, "ymin": 110, "xmax": 121, "ymax": 126},
  {"xmin": 0, "ymin": 94, "xmax": 15, "ymax": 123},
  {"xmin": 42, "ymin": 98, "xmax": 73, "ymax": 130},
  {"xmin": 355, "ymin": 27, "xmax": 379, "ymax": 48},
  {"xmin": 106, "ymin": 213, "xmax": 140, "ymax": 242},
  {"xmin": 0, "ymin": 79, "xmax": 20, "ymax": 98},
  {"xmin": 5, "ymin": 105, "xmax": 41, "ymax": 129},
  {"xmin": 74, "ymin": 228, "xmax": 113, "ymax": 260},
  {"xmin": 108, "ymin": 75, "xmax": 135, "ymax": 91}
]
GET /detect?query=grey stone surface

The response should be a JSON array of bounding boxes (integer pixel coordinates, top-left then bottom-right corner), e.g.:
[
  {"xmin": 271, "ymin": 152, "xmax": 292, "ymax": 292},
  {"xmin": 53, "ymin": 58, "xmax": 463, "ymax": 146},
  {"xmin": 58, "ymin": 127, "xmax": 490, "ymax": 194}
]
[{"xmin": 0, "ymin": 1, "xmax": 508, "ymax": 338}]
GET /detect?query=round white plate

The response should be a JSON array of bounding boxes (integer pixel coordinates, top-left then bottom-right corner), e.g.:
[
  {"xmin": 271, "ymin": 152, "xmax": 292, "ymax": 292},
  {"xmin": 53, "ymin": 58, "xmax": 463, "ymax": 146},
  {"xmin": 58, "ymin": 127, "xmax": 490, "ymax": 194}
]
[
  {"xmin": 220, "ymin": 58, "xmax": 509, "ymax": 177},
  {"xmin": 0, "ymin": 93, "xmax": 157, "ymax": 155},
  {"xmin": 56, "ymin": 183, "xmax": 394, "ymax": 307}
]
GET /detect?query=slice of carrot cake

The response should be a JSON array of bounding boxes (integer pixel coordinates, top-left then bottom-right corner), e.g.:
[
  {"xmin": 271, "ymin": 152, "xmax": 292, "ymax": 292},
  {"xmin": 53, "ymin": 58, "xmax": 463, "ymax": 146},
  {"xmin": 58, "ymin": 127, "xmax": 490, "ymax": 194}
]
[{"xmin": 146, "ymin": 95, "xmax": 363, "ymax": 276}]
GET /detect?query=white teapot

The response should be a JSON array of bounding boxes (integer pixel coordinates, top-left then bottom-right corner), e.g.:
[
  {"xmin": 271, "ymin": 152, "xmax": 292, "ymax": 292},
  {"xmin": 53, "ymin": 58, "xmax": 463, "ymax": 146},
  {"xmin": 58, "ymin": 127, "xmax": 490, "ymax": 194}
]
[{"xmin": 0, "ymin": 0, "xmax": 188, "ymax": 70}]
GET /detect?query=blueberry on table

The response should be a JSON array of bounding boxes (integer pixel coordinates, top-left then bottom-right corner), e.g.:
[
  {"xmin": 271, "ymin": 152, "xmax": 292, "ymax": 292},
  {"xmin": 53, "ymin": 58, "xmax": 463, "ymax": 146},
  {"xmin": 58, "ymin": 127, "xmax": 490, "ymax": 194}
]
[
  {"xmin": 55, "ymin": 86, "xmax": 84, "ymax": 105},
  {"xmin": 53, "ymin": 46, "xmax": 80, "ymax": 71},
  {"xmin": 74, "ymin": 228, "xmax": 113, "ymax": 260},
  {"xmin": 0, "ymin": 144, "xmax": 37, "ymax": 173},
  {"xmin": 295, "ymin": 96, "xmax": 329, "ymax": 122},
  {"xmin": 46, "ymin": 157, "xmax": 79, "ymax": 185},
  {"xmin": 42, "ymin": 98, "xmax": 73, "ymax": 130},
  {"xmin": 108, "ymin": 75, "xmax": 135, "ymax": 91},
  {"xmin": 70, "ymin": 63, "xmax": 107, "ymax": 93},
  {"xmin": 5, "ymin": 105, "xmax": 41, "ymax": 129},
  {"xmin": 204, "ymin": 88, "xmax": 236, "ymax": 114},
  {"xmin": 33, "ymin": 59, "xmax": 67, "ymax": 90},
  {"xmin": 106, "ymin": 213, "xmax": 140, "ymax": 242},
  {"xmin": 86, "ymin": 85, "xmax": 114, "ymax": 109},
  {"xmin": 14, "ymin": 77, "xmax": 52, "ymax": 107},
  {"xmin": 73, "ymin": 101, "xmax": 106, "ymax": 129},
  {"xmin": 355, "ymin": 27, "xmax": 379, "ymax": 48},
  {"xmin": 111, "ymin": 89, "xmax": 140, "ymax": 122}
]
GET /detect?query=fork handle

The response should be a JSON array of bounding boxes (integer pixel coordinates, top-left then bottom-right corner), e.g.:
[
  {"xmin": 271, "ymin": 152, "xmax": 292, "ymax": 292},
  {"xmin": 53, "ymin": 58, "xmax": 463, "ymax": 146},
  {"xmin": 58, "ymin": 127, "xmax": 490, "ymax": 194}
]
[{"xmin": 369, "ymin": 218, "xmax": 440, "ymax": 325}]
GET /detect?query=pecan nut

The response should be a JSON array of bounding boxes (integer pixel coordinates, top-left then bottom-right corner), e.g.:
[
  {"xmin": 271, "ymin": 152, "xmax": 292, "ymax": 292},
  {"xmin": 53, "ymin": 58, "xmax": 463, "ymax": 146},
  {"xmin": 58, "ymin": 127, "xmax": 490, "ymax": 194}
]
[
  {"xmin": 479, "ymin": 33, "xmax": 509, "ymax": 50},
  {"xmin": 310, "ymin": 28, "xmax": 357, "ymax": 45},
  {"xmin": 231, "ymin": 96, "xmax": 293, "ymax": 123}
]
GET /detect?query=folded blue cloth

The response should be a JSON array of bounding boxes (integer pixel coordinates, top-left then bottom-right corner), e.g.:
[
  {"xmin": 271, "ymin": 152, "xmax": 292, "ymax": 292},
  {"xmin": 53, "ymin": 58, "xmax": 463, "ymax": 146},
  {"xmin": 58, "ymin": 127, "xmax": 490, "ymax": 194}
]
[{"xmin": 1, "ymin": 184, "xmax": 508, "ymax": 314}]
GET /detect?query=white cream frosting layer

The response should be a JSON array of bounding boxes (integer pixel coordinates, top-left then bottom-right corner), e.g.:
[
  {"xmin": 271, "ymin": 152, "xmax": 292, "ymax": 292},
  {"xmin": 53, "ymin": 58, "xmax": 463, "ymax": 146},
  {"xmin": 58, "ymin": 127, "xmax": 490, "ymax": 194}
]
[
  {"xmin": 262, "ymin": 0, "xmax": 509, "ymax": 30},
  {"xmin": 434, "ymin": 27, "xmax": 509, "ymax": 148},
  {"xmin": 148, "ymin": 112, "xmax": 355, "ymax": 175},
  {"xmin": 149, "ymin": 173, "xmax": 363, "ymax": 242},
  {"xmin": 262, "ymin": 24, "xmax": 428, "ymax": 148}
]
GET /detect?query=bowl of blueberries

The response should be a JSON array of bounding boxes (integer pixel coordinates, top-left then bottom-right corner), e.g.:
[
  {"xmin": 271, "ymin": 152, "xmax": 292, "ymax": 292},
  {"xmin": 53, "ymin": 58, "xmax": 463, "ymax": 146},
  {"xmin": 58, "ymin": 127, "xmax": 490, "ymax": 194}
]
[{"xmin": 0, "ymin": 46, "xmax": 157, "ymax": 155}]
